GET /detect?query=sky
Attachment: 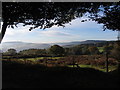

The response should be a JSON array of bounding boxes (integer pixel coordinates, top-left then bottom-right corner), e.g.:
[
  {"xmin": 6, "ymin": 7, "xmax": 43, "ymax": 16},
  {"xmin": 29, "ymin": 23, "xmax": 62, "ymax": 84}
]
[{"xmin": 2, "ymin": 17, "xmax": 118, "ymax": 43}]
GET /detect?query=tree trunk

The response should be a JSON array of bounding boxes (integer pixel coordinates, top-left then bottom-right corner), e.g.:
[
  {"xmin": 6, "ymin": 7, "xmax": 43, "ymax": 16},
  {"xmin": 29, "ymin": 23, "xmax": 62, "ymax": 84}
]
[
  {"xmin": 0, "ymin": 21, "xmax": 8, "ymax": 43},
  {"xmin": 105, "ymin": 52, "xmax": 109, "ymax": 73}
]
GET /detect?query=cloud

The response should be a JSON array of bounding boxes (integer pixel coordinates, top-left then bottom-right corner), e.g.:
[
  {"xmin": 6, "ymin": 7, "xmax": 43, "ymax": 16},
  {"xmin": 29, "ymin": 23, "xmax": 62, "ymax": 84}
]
[
  {"xmin": 40, "ymin": 29, "xmax": 72, "ymax": 37},
  {"xmin": 5, "ymin": 24, "xmax": 31, "ymax": 36},
  {"xmin": 2, "ymin": 17, "xmax": 117, "ymax": 43},
  {"xmin": 4, "ymin": 17, "xmax": 100, "ymax": 37}
]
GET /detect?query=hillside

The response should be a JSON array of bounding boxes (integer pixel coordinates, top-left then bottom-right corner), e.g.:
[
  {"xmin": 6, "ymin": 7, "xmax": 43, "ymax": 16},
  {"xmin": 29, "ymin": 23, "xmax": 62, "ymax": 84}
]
[
  {"xmin": 1, "ymin": 41, "xmax": 50, "ymax": 52},
  {"xmin": 1, "ymin": 40, "xmax": 107, "ymax": 52}
]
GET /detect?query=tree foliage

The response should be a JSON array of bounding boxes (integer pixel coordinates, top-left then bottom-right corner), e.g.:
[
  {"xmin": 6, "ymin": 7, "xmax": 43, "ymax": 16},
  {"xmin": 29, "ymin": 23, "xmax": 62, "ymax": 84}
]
[
  {"xmin": 88, "ymin": 46, "xmax": 99, "ymax": 55},
  {"xmin": 19, "ymin": 49, "xmax": 47, "ymax": 56},
  {"xmin": 49, "ymin": 45, "xmax": 65, "ymax": 56},
  {"xmin": 111, "ymin": 44, "xmax": 120, "ymax": 62},
  {"xmin": 2, "ymin": 2, "xmax": 101, "ymax": 29},
  {"xmin": 92, "ymin": 3, "xmax": 120, "ymax": 31},
  {"xmin": 5, "ymin": 48, "xmax": 17, "ymax": 55},
  {"xmin": 1, "ymin": 2, "xmax": 120, "ymax": 43}
]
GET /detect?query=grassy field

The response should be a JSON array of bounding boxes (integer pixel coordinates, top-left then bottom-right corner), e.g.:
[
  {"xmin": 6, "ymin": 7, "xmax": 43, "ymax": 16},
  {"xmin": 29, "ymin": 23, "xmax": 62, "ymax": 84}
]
[
  {"xmin": 67, "ymin": 64, "xmax": 118, "ymax": 72},
  {"xmin": 97, "ymin": 47, "xmax": 104, "ymax": 53},
  {"xmin": 17, "ymin": 57, "xmax": 62, "ymax": 61},
  {"xmin": 2, "ymin": 55, "xmax": 118, "ymax": 72},
  {"xmin": 2, "ymin": 60, "xmax": 119, "ymax": 88},
  {"xmin": 2, "ymin": 54, "xmax": 119, "ymax": 88}
]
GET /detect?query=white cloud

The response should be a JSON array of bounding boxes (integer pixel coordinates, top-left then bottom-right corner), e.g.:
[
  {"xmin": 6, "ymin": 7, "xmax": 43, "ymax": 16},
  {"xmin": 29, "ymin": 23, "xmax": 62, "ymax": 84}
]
[
  {"xmin": 4, "ymin": 17, "xmax": 99, "ymax": 37},
  {"xmin": 40, "ymin": 29, "xmax": 72, "ymax": 37},
  {"xmin": 2, "ymin": 17, "xmax": 116, "ymax": 43},
  {"xmin": 5, "ymin": 23, "xmax": 32, "ymax": 36}
]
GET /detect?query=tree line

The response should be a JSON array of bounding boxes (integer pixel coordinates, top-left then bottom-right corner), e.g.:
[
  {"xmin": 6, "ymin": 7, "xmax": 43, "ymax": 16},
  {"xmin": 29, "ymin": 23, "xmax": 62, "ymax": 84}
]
[{"xmin": 2, "ymin": 41, "xmax": 120, "ymax": 61}]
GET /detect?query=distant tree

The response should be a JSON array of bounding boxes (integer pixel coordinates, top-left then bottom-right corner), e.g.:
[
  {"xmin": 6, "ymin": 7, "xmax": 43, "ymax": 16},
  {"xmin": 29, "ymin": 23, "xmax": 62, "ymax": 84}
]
[
  {"xmin": 19, "ymin": 50, "xmax": 28, "ymax": 56},
  {"xmin": 103, "ymin": 42, "xmax": 112, "ymax": 72},
  {"xmin": 49, "ymin": 45, "xmax": 65, "ymax": 56},
  {"xmin": 69, "ymin": 46, "xmax": 82, "ymax": 55},
  {"xmin": 111, "ymin": 44, "xmax": 120, "ymax": 62},
  {"xmin": 7, "ymin": 48, "xmax": 17, "ymax": 55},
  {"xmin": 111, "ymin": 44, "xmax": 120, "ymax": 71},
  {"xmin": 67, "ymin": 48, "xmax": 75, "ymax": 55},
  {"xmin": 75, "ymin": 46, "xmax": 83, "ymax": 55},
  {"xmin": 36, "ymin": 49, "xmax": 47, "ymax": 55},
  {"xmin": 81, "ymin": 46, "xmax": 90, "ymax": 55},
  {"xmin": 88, "ymin": 46, "xmax": 99, "ymax": 55},
  {"xmin": 108, "ymin": 43, "xmax": 114, "ymax": 50},
  {"xmin": 103, "ymin": 43, "xmax": 113, "ymax": 54},
  {"xmin": 19, "ymin": 49, "xmax": 47, "ymax": 56},
  {"xmin": 64, "ymin": 48, "xmax": 75, "ymax": 55}
]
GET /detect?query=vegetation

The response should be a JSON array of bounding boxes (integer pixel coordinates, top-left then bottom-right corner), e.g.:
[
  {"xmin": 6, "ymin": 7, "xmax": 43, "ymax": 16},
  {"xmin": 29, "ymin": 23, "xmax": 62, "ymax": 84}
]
[
  {"xmin": 1, "ymin": 2, "xmax": 120, "ymax": 43},
  {"xmin": 2, "ymin": 42, "xmax": 119, "ymax": 70},
  {"xmin": 4, "ymin": 48, "xmax": 17, "ymax": 55},
  {"xmin": 2, "ymin": 41, "xmax": 120, "ymax": 88},
  {"xmin": 88, "ymin": 46, "xmax": 99, "ymax": 55},
  {"xmin": 49, "ymin": 45, "xmax": 65, "ymax": 56},
  {"xmin": 1, "ymin": 2, "xmax": 120, "ymax": 88},
  {"xmin": 2, "ymin": 60, "xmax": 119, "ymax": 88}
]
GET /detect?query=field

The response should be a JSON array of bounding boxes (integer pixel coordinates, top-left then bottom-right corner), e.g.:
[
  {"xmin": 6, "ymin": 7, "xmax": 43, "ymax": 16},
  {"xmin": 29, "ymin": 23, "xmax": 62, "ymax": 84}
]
[
  {"xmin": 68, "ymin": 64, "xmax": 117, "ymax": 72},
  {"xmin": 2, "ymin": 54, "xmax": 119, "ymax": 88},
  {"xmin": 97, "ymin": 47, "xmax": 104, "ymax": 53},
  {"xmin": 2, "ymin": 60, "xmax": 119, "ymax": 88},
  {"xmin": 2, "ymin": 42, "xmax": 120, "ymax": 88},
  {"xmin": 2, "ymin": 55, "xmax": 118, "ymax": 72}
]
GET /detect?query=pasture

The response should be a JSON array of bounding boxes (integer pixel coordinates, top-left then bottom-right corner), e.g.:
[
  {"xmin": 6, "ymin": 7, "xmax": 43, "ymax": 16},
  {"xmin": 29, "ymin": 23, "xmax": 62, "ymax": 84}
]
[
  {"xmin": 2, "ymin": 55, "xmax": 118, "ymax": 72},
  {"xmin": 2, "ymin": 60, "xmax": 119, "ymax": 88}
]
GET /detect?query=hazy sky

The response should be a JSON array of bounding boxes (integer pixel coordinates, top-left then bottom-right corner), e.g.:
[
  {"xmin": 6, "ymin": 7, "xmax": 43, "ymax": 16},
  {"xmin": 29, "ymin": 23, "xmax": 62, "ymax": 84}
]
[{"xmin": 2, "ymin": 17, "xmax": 118, "ymax": 43}]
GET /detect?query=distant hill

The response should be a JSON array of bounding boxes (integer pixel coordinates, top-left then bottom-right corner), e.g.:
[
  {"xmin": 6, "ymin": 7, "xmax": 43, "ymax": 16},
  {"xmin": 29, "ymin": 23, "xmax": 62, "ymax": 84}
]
[
  {"xmin": 77, "ymin": 40, "xmax": 107, "ymax": 45},
  {"xmin": 53, "ymin": 40, "xmax": 106, "ymax": 46},
  {"xmin": 1, "ymin": 40, "xmax": 107, "ymax": 52},
  {"xmin": 56, "ymin": 40, "xmax": 107, "ymax": 48},
  {"xmin": 1, "ymin": 41, "xmax": 51, "ymax": 52}
]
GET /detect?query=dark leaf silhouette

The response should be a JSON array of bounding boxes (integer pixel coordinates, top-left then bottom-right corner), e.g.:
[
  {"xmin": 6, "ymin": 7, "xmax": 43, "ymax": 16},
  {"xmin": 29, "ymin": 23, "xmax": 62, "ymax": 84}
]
[{"xmin": 0, "ymin": 2, "xmax": 120, "ymax": 43}]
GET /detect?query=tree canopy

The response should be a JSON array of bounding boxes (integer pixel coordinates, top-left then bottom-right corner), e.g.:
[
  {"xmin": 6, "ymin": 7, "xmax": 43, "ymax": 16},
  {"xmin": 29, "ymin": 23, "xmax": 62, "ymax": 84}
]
[
  {"xmin": 6, "ymin": 48, "xmax": 17, "ymax": 55},
  {"xmin": 1, "ymin": 2, "xmax": 120, "ymax": 43},
  {"xmin": 49, "ymin": 45, "xmax": 65, "ymax": 56},
  {"xmin": 88, "ymin": 46, "xmax": 99, "ymax": 55},
  {"xmin": 92, "ymin": 3, "xmax": 120, "ymax": 31}
]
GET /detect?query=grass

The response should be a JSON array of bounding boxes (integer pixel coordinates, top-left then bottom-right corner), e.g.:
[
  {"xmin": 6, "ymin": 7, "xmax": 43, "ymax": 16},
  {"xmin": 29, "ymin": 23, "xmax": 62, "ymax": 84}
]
[
  {"xmin": 2, "ymin": 60, "xmax": 119, "ymax": 88},
  {"xmin": 16, "ymin": 57, "xmax": 62, "ymax": 61},
  {"xmin": 67, "ymin": 64, "xmax": 118, "ymax": 72},
  {"xmin": 97, "ymin": 47, "xmax": 104, "ymax": 53},
  {"xmin": 3, "ymin": 55, "xmax": 118, "ymax": 72}
]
